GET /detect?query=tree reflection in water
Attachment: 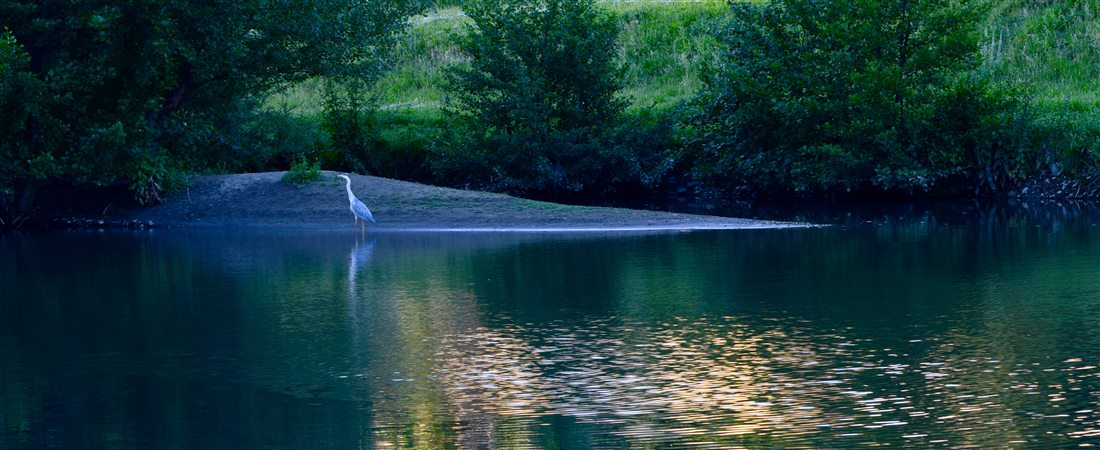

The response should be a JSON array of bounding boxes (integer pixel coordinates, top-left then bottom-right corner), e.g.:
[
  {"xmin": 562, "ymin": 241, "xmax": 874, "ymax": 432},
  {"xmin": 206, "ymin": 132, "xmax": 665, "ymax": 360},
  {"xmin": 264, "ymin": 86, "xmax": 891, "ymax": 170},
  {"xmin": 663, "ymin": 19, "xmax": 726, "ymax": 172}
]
[{"xmin": 3, "ymin": 203, "xmax": 1100, "ymax": 448}]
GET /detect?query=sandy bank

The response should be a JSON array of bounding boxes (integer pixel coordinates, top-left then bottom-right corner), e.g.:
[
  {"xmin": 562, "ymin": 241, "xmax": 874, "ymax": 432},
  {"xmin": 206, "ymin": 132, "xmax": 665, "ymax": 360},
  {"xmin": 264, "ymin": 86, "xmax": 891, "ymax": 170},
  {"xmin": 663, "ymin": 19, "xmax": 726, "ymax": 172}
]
[{"xmin": 50, "ymin": 172, "xmax": 809, "ymax": 231}]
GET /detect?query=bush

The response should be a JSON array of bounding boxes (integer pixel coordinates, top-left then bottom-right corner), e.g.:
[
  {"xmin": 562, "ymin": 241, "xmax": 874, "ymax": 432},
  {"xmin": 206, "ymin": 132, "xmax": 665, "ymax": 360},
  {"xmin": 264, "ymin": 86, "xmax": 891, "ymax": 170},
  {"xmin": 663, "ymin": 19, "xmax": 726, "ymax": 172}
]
[
  {"xmin": 598, "ymin": 111, "xmax": 680, "ymax": 195},
  {"xmin": 691, "ymin": 0, "xmax": 1034, "ymax": 195},
  {"xmin": 0, "ymin": 30, "xmax": 41, "ymax": 208},
  {"xmin": 440, "ymin": 0, "xmax": 628, "ymax": 196},
  {"xmin": 130, "ymin": 153, "xmax": 190, "ymax": 205},
  {"xmin": 322, "ymin": 79, "xmax": 382, "ymax": 176},
  {"xmin": 155, "ymin": 96, "xmax": 327, "ymax": 177},
  {"xmin": 281, "ymin": 157, "xmax": 323, "ymax": 186}
]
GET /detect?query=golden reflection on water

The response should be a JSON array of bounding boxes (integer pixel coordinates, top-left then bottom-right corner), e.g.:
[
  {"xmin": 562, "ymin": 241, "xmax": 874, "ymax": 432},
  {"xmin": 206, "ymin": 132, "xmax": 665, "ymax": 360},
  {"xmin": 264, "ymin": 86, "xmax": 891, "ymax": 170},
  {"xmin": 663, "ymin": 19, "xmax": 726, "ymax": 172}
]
[
  {"xmin": 431, "ymin": 318, "xmax": 874, "ymax": 447},
  {"xmin": 334, "ymin": 236, "xmax": 1100, "ymax": 449},
  {"xmin": 351, "ymin": 305, "xmax": 1100, "ymax": 448},
  {"xmin": 4, "ymin": 230, "xmax": 1100, "ymax": 449}
]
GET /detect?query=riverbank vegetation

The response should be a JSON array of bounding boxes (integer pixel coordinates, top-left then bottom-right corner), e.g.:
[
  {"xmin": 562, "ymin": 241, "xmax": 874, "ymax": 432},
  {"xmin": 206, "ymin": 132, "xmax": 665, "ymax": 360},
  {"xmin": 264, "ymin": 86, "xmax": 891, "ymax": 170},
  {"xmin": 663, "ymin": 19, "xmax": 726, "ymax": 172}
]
[{"xmin": 2, "ymin": 0, "xmax": 1098, "ymax": 225}]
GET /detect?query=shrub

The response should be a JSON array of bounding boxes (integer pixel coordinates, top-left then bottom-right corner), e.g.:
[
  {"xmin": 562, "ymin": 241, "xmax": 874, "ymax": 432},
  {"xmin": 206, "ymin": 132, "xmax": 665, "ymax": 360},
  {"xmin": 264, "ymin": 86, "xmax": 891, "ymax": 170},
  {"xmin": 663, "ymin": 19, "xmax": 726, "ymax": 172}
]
[
  {"xmin": 441, "ymin": 0, "xmax": 627, "ymax": 196},
  {"xmin": 321, "ymin": 79, "xmax": 382, "ymax": 176},
  {"xmin": 130, "ymin": 153, "xmax": 190, "ymax": 205},
  {"xmin": 691, "ymin": 0, "xmax": 1034, "ymax": 195},
  {"xmin": 281, "ymin": 157, "xmax": 323, "ymax": 186},
  {"xmin": 0, "ymin": 29, "xmax": 44, "ymax": 213}
]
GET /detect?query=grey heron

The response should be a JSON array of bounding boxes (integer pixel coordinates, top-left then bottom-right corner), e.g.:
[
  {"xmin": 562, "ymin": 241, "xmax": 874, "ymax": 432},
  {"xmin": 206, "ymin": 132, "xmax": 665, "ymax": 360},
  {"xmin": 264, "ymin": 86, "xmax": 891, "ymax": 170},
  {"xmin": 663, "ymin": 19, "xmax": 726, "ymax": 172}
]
[{"xmin": 337, "ymin": 174, "xmax": 376, "ymax": 233}]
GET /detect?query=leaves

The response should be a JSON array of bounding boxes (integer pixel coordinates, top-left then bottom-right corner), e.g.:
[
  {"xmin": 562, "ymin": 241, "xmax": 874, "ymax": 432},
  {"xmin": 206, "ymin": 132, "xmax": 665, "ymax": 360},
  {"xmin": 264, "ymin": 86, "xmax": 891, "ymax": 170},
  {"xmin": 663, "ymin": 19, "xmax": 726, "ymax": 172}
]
[
  {"xmin": 0, "ymin": 0, "xmax": 418, "ymax": 207},
  {"xmin": 442, "ymin": 0, "xmax": 628, "ymax": 195},
  {"xmin": 692, "ymin": 0, "xmax": 1031, "ymax": 195}
]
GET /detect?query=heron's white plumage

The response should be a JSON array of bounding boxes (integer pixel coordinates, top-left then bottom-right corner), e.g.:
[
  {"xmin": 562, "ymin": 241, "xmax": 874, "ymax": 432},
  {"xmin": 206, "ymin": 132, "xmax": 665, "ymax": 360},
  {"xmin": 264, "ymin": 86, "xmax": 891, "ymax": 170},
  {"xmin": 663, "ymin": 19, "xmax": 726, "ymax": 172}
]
[
  {"xmin": 351, "ymin": 198, "xmax": 375, "ymax": 223},
  {"xmin": 338, "ymin": 174, "xmax": 376, "ymax": 224}
]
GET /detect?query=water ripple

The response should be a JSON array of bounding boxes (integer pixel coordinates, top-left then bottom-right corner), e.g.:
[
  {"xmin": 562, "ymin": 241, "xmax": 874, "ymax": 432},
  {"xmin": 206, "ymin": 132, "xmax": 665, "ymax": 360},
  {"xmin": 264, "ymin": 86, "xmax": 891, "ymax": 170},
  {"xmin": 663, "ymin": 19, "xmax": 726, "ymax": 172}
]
[{"xmin": 424, "ymin": 316, "xmax": 1100, "ymax": 448}]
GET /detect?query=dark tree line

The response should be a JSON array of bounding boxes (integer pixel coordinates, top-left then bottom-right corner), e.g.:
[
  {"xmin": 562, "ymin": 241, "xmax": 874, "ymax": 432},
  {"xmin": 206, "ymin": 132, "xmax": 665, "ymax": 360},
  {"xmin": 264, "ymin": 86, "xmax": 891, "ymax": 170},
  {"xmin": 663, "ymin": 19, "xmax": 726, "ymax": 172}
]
[
  {"xmin": 435, "ymin": 0, "xmax": 1035, "ymax": 200},
  {"xmin": 2, "ymin": 0, "xmax": 1044, "ymax": 225},
  {"xmin": 1, "ymin": 0, "xmax": 417, "ymax": 220}
]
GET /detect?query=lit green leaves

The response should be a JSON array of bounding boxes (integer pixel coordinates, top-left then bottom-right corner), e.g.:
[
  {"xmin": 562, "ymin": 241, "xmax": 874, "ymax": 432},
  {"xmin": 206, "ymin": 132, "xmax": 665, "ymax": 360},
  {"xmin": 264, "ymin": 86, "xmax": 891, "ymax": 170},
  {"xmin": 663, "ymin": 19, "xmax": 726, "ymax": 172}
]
[
  {"xmin": 693, "ymin": 0, "xmax": 1030, "ymax": 194},
  {"xmin": 444, "ymin": 0, "xmax": 626, "ymax": 193}
]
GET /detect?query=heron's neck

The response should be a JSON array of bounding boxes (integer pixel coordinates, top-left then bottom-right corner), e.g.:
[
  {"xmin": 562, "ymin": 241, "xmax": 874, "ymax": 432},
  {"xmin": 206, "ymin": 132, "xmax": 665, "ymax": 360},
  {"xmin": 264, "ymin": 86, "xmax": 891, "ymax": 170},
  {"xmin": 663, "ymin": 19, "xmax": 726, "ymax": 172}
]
[{"xmin": 343, "ymin": 178, "xmax": 355, "ymax": 204}]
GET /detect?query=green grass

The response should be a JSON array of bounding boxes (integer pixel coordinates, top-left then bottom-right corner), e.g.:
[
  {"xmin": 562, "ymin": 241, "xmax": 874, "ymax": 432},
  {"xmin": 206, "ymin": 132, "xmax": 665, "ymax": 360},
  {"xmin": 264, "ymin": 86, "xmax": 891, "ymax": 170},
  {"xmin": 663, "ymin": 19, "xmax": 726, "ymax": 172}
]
[
  {"xmin": 377, "ymin": 7, "xmax": 471, "ymax": 112},
  {"xmin": 978, "ymin": 0, "xmax": 1100, "ymax": 165},
  {"xmin": 610, "ymin": 0, "xmax": 728, "ymax": 110},
  {"xmin": 267, "ymin": 0, "xmax": 1100, "ymax": 178},
  {"xmin": 270, "ymin": 1, "xmax": 729, "ymax": 120},
  {"xmin": 982, "ymin": 0, "xmax": 1100, "ymax": 108},
  {"xmin": 271, "ymin": 0, "xmax": 1099, "ymax": 118},
  {"xmin": 263, "ymin": 0, "xmax": 731, "ymax": 181}
]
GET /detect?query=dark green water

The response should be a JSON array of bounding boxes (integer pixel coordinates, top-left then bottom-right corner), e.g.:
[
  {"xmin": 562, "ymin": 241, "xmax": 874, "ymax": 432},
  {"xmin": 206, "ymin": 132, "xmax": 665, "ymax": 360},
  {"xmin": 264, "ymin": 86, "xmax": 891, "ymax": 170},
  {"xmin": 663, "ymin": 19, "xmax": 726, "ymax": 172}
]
[{"xmin": 4, "ymin": 205, "xmax": 1100, "ymax": 448}]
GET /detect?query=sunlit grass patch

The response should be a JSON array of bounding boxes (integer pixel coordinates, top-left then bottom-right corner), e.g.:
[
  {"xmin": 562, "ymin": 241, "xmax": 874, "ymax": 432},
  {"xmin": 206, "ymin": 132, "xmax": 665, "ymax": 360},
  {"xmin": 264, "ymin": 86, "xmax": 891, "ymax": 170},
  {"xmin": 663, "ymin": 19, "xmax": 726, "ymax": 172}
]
[
  {"xmin": 378, "ymin": 1, "xmax": 728, "ymax": 114},
  {"xmin": 981, "ymin": 0, "xmax": 1100, "ymax": 146},
  {"xmin": 611, "ymin": 0, "xmax": 726, "ymax": 110},
  {"xmin": 378, "ymin": 7, "xmax": 471, "ymax": 111},
  {"xmin": 265, "ymin": 0, "xmax": 1100, "ymax": 181}
]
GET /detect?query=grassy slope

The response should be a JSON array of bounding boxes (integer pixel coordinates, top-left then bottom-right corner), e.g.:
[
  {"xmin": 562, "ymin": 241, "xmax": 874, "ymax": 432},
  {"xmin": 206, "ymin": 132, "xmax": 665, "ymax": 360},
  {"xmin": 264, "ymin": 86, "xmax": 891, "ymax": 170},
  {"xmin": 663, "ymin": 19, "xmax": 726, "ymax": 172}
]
[
  {"xmin": 612, "ymin": 0, "xmax": 728, "ymax": 110},
  {"xmin": 982, "ymin": 0, "xmax": 1100, "ymax": 111},
  {"xmin": 377, "ymin": 0, "xmax": 728, "ymax": 114},
  {"xmin": 269, "ymin": 0, "xmax": 1099, "ymax": 174},
  {"xmin": 981, "ymin": 0, "xmax": 1100, "ymax": 166},
  {"xmin": 269, "ymin": 1, "xmax": 728, "ymax": 119}
]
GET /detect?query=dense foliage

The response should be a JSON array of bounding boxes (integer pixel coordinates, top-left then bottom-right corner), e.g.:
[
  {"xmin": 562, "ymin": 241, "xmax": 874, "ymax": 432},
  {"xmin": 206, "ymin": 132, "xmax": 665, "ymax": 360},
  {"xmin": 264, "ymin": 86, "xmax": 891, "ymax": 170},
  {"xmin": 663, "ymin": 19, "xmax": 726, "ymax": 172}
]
[
  {"xmin": 691, "ymin": 0, "xmax": 1034, "ymax": 195},
  {"xmin": 0, "ymin": 0, "xmax": 415, "ymax": 217},
  {"xmin": 438, "ymin": 0, "xmax": 643, "ymax": 196},
  {"xmin": 2, "ymin": 0, "xmax": 1096, "ymax": 226}
]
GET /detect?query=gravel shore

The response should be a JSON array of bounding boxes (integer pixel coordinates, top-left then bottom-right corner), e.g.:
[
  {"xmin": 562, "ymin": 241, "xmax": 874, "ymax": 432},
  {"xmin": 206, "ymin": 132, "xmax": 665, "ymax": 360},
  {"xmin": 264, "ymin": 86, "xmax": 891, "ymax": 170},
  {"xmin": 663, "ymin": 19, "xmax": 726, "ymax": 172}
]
[{"xmin": 44, "ymin": 171, "xmax": 809, "ymax": 231}]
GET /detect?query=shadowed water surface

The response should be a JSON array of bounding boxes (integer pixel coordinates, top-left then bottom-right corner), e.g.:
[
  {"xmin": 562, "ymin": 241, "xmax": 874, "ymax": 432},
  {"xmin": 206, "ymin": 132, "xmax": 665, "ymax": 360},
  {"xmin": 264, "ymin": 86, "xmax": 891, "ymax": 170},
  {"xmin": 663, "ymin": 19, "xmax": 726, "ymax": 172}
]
[{"xmin": 3, "ymin": 204, "xmax": 1100, "ymax": 448}]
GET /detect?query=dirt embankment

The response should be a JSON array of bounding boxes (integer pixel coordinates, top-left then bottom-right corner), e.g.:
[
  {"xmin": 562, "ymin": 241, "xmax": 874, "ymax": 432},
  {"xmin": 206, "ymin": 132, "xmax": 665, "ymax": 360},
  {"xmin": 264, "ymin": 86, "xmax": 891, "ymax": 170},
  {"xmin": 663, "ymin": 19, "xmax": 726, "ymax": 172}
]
[{"xmin": 31, "ymin": 171, "xmax": 807, "ymax": 231}]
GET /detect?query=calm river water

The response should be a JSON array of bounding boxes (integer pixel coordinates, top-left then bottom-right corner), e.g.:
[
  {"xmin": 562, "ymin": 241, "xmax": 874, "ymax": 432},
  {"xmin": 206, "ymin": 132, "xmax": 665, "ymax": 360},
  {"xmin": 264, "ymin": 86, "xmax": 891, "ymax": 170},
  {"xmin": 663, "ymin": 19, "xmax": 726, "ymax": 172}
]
[{"xmin": 3, "ymin": 203, "xmax": 1100, "ymax": 448}]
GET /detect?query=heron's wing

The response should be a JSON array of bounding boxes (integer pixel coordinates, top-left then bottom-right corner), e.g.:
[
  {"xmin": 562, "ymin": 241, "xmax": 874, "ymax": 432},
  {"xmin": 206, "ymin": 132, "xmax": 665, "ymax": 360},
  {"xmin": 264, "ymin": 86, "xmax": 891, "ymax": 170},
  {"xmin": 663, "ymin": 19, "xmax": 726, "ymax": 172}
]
[{"xmin": 352, "ymin": 199, "xmax": 376, "ymax": 223}]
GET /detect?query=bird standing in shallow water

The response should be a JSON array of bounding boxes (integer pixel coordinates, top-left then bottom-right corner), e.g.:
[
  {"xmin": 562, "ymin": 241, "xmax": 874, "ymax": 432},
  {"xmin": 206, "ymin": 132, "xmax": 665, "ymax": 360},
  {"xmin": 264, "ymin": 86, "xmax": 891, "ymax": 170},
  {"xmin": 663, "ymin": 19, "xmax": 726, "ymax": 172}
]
[{"xmin": 337, "ymin": 174, "xmax": 375, "ymax": 234}]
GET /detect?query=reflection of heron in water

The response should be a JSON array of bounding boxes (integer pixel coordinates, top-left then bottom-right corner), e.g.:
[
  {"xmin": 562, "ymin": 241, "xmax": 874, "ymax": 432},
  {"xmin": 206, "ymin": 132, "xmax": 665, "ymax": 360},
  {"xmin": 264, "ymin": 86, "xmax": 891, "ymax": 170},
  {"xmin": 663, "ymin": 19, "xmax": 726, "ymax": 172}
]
[
  {"xmin": 337, "ymin": 174, "xmax": 375, "ymax": 235},
  {"xmin": 345, "ymin": 238, "xmax": 376, "ymax": 398},
  {"xmin": 348, "ymin": 239, "xmax": 376, "ymax": 298}
]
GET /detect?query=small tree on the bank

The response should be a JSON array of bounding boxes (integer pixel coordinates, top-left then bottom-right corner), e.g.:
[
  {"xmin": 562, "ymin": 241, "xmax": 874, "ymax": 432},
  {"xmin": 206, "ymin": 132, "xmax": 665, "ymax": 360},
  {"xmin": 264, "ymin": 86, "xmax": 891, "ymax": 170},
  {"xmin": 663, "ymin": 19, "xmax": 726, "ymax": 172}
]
[
  {"xmin": 691, "ymin": 0, "xmax": 1032, "ymax": 195},
  {"xmin": 439, "ymin": 0, "xmax": 628, "ymax": 195}
]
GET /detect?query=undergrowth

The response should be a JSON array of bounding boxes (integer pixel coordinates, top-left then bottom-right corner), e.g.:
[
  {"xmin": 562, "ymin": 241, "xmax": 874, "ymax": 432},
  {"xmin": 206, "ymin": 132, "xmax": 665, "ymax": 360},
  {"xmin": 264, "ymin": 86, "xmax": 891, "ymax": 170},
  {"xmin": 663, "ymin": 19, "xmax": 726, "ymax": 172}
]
[
  {"xmin": 282, "ymin": 157, "xmax": 323, "ymax": 185},
  {"xmin": 264, "ymin": 0, "xmax": 1100, "ymax": 194}
]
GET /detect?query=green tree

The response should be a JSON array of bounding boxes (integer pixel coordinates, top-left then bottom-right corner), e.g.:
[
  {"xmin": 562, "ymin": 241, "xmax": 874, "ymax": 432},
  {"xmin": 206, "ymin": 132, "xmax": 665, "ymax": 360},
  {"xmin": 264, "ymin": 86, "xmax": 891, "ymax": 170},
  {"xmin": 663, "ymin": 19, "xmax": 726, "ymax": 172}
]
[
  {"xmin": 692, "ymin": 0, "xmax": 1031, "ymax": 195},
  {"xmin": 440, "ymin": 0, "xmax": 627, "ymax": 195},
  {"xmin": 0, "ymin": 29, "xmax": 46, "ymax": 216},
  {"xmin": 0, "ymin": 0, "xmax": 416, "ymax": 217}
]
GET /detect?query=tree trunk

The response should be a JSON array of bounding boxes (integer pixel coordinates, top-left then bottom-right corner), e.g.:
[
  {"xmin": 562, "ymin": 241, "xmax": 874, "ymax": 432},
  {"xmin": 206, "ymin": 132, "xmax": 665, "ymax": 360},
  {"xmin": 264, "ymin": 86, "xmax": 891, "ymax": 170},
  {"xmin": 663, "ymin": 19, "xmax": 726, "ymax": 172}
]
[{"xmin": 158, "ymin": 62, "xmax": 196, "ymax": 125}]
